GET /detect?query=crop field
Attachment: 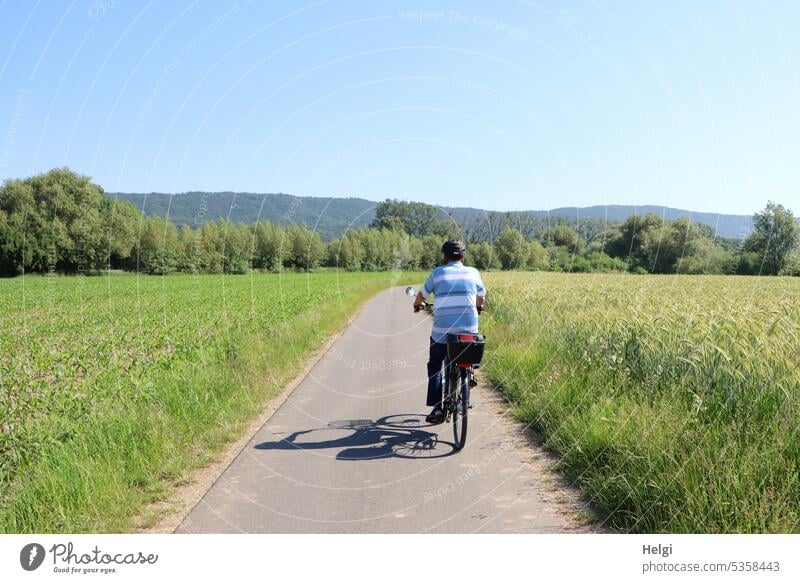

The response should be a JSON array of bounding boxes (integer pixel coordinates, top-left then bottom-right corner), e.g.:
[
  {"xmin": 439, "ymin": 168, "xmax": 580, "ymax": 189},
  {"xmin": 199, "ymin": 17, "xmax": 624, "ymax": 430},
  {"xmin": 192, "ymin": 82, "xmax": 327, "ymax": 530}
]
[
  {"xmin": 0, "ymin": 270, "xmax": 420, "ymax": 533},
  {"xmin": 480, "ymin": 272, "xmax": 800, "ymax": 533}
]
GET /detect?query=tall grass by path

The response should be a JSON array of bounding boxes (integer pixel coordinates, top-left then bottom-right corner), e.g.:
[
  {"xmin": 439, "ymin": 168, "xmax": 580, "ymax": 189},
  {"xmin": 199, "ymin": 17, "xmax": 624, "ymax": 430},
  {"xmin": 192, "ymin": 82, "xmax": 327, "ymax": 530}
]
[
  {"xmin": 0, "ymin": 271, "xmax": 422, "ymax": 533},
  {"xmin": 480, "ymin": 272, "xmax": 800, "ymax": 533}
]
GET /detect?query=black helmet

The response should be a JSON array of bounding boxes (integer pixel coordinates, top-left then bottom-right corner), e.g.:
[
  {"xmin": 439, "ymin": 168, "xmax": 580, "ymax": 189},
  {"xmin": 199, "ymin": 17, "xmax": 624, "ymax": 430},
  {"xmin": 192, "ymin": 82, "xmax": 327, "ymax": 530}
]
[{"xmin": 442, "ymin": 239, "xmax": 466, "ymax": 259}]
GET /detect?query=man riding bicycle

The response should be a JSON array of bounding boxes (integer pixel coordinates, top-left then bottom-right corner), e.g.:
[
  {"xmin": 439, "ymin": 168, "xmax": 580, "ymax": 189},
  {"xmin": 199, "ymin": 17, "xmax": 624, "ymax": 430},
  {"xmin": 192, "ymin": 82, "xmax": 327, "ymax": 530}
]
[{"xmin": 413, "ymin": 240, "xmax": 486, "ymax": 424}]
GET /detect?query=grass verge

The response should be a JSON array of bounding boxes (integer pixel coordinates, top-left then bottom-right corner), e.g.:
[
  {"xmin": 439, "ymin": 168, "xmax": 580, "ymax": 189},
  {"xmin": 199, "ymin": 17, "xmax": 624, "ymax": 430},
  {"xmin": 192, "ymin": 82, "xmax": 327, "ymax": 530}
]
[
  {"xmin": 0, "ymin": 272, "xmax": 422, "ymax": 532},
  {"xmin": 481, "ymin": 272, "xmax": 800, "ymax": 533}
]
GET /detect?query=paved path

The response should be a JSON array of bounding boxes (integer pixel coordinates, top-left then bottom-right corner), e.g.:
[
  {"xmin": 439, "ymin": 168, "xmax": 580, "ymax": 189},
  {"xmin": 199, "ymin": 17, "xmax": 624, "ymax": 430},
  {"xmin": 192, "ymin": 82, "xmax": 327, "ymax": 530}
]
[{"xmin": 178, "ymin": 287, "xmax": 584, "ymax": 533}]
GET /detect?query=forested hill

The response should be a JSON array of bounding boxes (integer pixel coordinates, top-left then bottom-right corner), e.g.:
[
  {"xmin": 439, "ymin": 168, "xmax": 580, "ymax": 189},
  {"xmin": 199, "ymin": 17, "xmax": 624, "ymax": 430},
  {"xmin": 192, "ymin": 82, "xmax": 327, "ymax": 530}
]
[
  {"xmin": 110, "ymin": 191, "xmax": 755, "ymax": 240},
  {"xmin": 109, "ymin": 191, "xmax": 376, "ymax": 241},
  {"xmin": 445, "ymin": 205, "xmax": 754, "ymax": 240}
]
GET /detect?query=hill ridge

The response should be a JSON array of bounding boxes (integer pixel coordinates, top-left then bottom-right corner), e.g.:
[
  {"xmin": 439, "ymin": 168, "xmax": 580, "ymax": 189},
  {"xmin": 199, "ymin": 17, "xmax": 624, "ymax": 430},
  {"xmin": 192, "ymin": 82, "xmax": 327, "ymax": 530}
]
[{"xmin": 109, "ymin": 191, "xmax": 755, "ymax": 240}]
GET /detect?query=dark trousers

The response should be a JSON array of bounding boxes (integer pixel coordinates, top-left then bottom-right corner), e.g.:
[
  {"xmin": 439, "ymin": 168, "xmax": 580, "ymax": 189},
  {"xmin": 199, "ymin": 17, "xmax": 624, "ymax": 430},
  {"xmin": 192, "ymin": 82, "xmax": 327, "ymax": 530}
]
[{"xmin": 426, "ymin": 338, "xmax": 448, "ymax": 406}]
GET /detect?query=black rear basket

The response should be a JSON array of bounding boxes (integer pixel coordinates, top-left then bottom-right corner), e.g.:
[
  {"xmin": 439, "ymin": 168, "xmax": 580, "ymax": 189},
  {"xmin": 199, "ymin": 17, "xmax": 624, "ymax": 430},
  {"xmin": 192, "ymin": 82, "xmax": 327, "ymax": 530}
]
[{"xmin": 446, "ymin": 333, "xmax": 485, "ymax": 365}]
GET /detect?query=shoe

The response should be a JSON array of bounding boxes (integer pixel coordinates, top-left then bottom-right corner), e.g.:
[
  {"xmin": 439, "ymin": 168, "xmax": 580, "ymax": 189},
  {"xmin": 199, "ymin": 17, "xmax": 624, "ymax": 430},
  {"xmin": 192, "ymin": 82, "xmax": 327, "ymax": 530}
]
[{"xmin": 425, "ymin": 406, "xmax": 445, "ymax": 424}]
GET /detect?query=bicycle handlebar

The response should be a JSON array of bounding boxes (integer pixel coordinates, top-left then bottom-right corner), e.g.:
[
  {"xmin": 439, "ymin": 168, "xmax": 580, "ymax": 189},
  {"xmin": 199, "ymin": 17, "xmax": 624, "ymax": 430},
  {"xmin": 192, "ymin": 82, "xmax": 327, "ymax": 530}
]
[{"xmin": 414, "ymin": 301, "xmax": 484, "ymax": 314}]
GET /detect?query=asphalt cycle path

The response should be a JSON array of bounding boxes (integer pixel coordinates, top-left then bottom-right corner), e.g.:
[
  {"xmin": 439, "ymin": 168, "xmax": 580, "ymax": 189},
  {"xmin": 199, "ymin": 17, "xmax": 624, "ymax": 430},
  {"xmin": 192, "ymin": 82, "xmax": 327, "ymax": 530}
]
[{"xmin": 178, "ymin": 286, "xmax": 586, "ymax": 533}]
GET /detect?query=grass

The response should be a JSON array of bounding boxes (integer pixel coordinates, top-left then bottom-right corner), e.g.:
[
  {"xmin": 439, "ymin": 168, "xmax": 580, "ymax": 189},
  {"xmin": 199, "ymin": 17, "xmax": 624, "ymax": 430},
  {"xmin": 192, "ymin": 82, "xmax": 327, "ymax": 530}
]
[
  {"xmin": 0, "ymin": 270, "xmax": 422, "ymax": 533},
  {"xmin": 480, "ymin": 272, "xmax": 800, "ymax": 533}
]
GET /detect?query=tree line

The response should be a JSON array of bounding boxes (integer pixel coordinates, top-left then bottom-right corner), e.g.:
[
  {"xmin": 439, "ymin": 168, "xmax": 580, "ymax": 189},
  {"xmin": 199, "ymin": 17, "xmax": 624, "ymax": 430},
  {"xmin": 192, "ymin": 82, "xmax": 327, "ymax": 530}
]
[
  {"xmin": 371, "ymin": 199, "xmax": 800, "ymax": 276},
  {"xmin": 0, "ymin": 168, "xmax": 797, "ymax": 276}
]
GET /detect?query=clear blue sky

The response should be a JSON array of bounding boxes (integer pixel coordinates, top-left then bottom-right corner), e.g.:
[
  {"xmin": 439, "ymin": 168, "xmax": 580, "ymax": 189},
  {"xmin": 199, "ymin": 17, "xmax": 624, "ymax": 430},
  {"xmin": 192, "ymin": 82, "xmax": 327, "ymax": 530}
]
[{"xmin": 1, "ymin": 0, "xmax": 798, "ymax": 214}]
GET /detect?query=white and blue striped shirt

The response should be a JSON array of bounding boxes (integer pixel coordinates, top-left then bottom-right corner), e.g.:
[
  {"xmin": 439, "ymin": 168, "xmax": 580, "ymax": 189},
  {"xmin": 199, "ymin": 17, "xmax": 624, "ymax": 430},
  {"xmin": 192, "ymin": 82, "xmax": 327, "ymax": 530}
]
[{"xmin": 421, "ymin": 261, "xmax": 486, "ymax": 343}]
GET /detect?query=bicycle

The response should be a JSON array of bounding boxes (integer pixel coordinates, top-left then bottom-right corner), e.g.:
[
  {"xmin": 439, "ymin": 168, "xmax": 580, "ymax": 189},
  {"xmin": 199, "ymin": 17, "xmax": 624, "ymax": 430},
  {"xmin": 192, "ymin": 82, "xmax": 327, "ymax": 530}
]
[{"xmin": 413, "ymin": 298, "xmax": 485, "ymax": 451}]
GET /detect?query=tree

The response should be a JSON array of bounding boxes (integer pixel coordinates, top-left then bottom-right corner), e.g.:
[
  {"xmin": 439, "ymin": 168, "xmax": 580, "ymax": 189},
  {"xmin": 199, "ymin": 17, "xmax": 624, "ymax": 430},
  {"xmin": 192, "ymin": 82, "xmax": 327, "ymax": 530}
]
[
  {"xmin": 0, "ymin": 168, "xmax": 152, "ymax": 274},
  {"xmin": 743, "ymin": 201, "xmax": 800, "ymax": 275},
  {"xmin": 135, "ymin": 216, "xmax": 179, "ymax": 274},
  {"xmin": 287, "ymin": 223, "xmax": 324, "ymax": 271},
  {"xmin": 585, "ymin": 251, "xmax": 628, "ymax": 272},
  {"xmin": 469, "ymin": 241, "xmax": 499, "ymax": 270},
  {"xmin": 406, "ymin": 236, "xmax": 424, "ymax": 270},
  {"xmin": 575, "ymin": 218, "xmax": 612, "ymax": 245},
  {"xmin": 106, "ymin": 199, "xmax": 140, "ymax": 268},
  {"xmin": 0, "ymin": 194, "xmax": 27, "ymax": 276},
  {"xmin": 176, "ymin": 224, "xmax": 198, "ymax": 272},
  {"xmin": 494, "ymin": 227, "xmax": 527, "ymax": 269},
  {"xmin": 0, "ymin": 168, "xmax": 109, "ymax": 273},
  {"xmin": 782, "ymin": 251, "xmax": 800, "ymax": 276},
  {"xmin": 526, "ymin": 240, "xmax": 548, "ymax": 270},
  {"xmin": 252, "ymin": 221, "xmax": 280, "ymax": 271},
  {"xmin": 373, "ymin": 214, "xmax": 405, "ymax": 233},
  {"xmin": 641, "ymin": 217, "xmax": 706, "ymax": 274},
  {"xmin": 388, "ymin": 232, "xmax": 415, "ymax": 272},
  {"xmin": 371, "ymin": 199, "xmax": 448, "ymax": 237},
  {"xmin": 545, "ymin": 225, "xmax": 582, "ymax": 253},
  {"xmin": 360, "ymin": 228, "xmax": 384, "ymax": 270},
  {"xmin": 198, "ymin": 221, "xmax": 223, "ymax": 273},
  {"xmin": 419, "ymin": 234, "xmax": 442, "ymax": 269},
  {"xmin": 219, "ymin": 220, "xmax": 251, "ymax": 274},
  {"xmin": 327, "ymin": 231, "xmax": 365, "ymax": 271},
  {"xmin": 677, "ymin": 237, "xmax": 734, "ymax": 275},
  {"xmin": 606, "ymin": 213, "xmax": 666, "ymax": 271}
]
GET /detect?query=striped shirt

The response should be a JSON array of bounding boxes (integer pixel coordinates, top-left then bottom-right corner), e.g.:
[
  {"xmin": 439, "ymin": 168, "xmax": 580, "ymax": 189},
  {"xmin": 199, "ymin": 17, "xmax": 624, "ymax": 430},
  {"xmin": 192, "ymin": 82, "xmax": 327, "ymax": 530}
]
[{"xmin": 421, "ymin": 261, "xmax": 486, "ymax": 343}]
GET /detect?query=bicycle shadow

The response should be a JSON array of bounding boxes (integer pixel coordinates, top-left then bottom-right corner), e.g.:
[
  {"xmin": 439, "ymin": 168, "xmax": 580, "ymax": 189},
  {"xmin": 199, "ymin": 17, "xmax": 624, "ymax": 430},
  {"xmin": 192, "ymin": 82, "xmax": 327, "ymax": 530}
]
[{"xmin": 253, "ymin": 414, "xmax": 457, "ymax": 460}]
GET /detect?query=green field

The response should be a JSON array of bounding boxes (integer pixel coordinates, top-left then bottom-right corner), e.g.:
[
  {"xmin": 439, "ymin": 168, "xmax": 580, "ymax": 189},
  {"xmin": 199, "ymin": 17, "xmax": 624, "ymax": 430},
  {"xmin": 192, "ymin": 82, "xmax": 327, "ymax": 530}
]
[
  {"xmin": 481, "ymin": 272, "xmax": 800, "ymax": 533},
  {"xmin": 4, "ymin": 269, "xmax": 799, "ymax": 534},
  {"xmin": 0, "ymin": 270, "xmax": 420, "ymax": 533}
]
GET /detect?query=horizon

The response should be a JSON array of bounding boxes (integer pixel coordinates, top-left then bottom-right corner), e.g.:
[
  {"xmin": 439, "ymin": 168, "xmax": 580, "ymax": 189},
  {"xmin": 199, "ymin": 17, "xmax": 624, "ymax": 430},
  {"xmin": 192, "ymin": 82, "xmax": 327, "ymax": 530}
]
[
  {"xmin": 106, "ymin": 187, "xmax": 767, "ymax": 218},
  {"xmin": 2, "ymin": 2, "xmax": 800, "ymax": 216}
]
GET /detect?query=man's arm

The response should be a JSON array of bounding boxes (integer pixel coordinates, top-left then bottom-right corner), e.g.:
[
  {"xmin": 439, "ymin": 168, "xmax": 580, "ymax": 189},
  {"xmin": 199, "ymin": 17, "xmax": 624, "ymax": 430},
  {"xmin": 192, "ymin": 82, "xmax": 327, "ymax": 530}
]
[
  {"xmin": 475, "ymin": 270, "xmax": 486, "ymax": 313},
  {"xmin": 414, "ymin": 290, "xmax": 427, "ymax": 310},
  {"xmin": 414, "ymin": 270, "xmax": 435, "ymax": 311}
]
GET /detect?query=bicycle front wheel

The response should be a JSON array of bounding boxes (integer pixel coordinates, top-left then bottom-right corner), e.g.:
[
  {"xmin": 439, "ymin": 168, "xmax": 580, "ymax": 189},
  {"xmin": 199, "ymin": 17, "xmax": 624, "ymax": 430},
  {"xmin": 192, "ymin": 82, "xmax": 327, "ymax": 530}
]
[{"xmin": 452, "ymin": 367, "xmax": 469, "ymax": 450}]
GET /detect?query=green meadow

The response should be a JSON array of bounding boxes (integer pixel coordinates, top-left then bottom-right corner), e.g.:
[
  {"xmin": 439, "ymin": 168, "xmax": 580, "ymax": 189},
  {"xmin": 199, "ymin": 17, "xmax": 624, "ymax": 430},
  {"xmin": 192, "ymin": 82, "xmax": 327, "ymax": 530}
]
[
  {"xmin": 0, "ymin": 271, "xmax": 419, "ymax": 532},
  {"xmin": 481, "ymin": 272, "xmax": 800, "ymax": 533}
]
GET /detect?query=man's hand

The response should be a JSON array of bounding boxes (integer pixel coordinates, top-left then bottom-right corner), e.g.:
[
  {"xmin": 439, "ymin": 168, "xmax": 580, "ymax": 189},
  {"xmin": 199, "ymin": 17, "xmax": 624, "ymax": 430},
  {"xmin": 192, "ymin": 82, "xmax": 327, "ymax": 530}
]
[
  {"xmin": 414, "ymin": 290, "xmax": 427, "ymax": 313},
  {"xmin": 476, "ymin": 295, "xmax": 485, "ymax": 314}
]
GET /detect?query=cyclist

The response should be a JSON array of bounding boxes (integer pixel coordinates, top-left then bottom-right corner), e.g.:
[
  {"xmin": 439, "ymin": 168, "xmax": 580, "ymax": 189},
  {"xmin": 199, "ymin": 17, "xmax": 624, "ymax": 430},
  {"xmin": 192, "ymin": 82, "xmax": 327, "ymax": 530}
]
[{"xmin": 413, "ymin": 240, "xmax": 486, "ymax": 424}]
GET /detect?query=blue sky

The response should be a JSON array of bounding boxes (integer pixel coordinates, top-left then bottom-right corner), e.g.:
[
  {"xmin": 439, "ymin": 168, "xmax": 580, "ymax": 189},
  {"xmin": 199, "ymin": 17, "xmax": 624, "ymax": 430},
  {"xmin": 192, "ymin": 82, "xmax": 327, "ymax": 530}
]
[{"xmin": 1, "ymin": 0, "xmax": 798, "ymax": 214}]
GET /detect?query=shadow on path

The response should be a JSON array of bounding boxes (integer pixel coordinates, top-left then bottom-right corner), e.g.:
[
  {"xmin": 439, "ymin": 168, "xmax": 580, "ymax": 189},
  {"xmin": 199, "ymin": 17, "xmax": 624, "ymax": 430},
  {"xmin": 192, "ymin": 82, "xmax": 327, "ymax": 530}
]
[{"xmin": 254, "ymin": 414, "xmax": 456, "ymax": 459}]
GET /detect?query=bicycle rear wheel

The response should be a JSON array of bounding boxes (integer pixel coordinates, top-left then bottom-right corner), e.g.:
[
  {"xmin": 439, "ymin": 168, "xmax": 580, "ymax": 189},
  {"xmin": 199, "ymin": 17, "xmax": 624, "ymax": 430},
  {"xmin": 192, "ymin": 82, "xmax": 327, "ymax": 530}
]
[{"xmin": 452, "ymin": 367, "xmax": 469, "ymax": 450}]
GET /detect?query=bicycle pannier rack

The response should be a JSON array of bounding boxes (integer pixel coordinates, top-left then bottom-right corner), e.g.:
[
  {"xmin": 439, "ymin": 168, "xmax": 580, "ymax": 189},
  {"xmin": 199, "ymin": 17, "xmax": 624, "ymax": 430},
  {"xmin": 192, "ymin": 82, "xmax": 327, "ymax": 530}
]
[{"xmin": 446, "ymin": 333, "xmax": 485, "ymax": 365}]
